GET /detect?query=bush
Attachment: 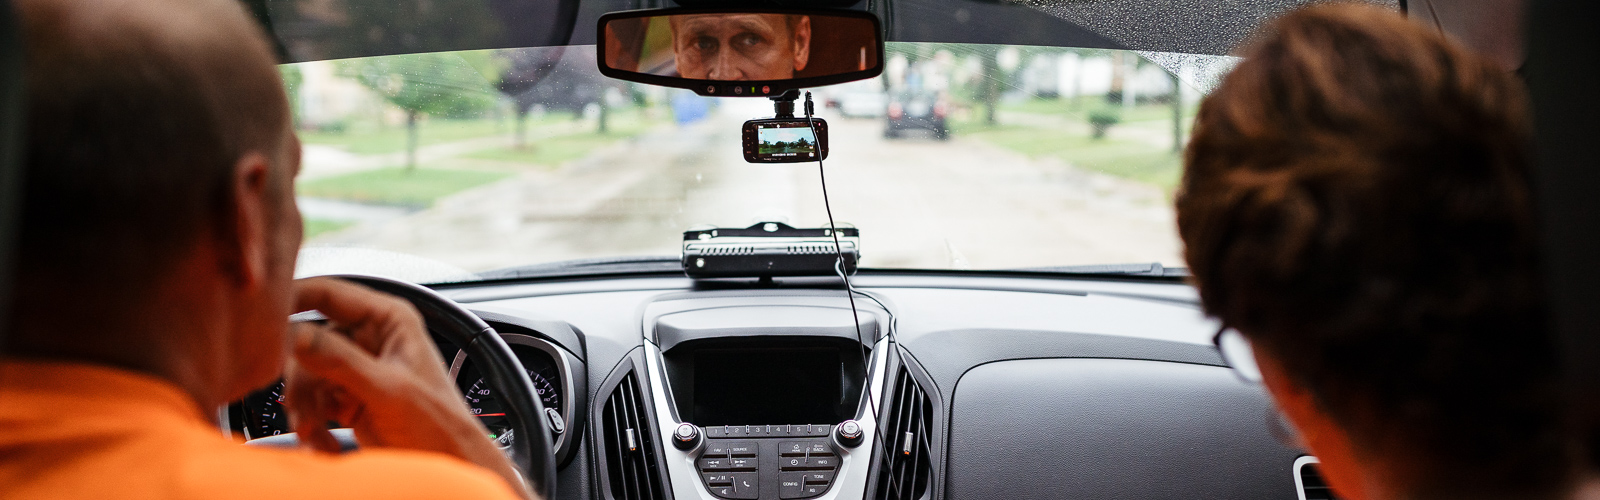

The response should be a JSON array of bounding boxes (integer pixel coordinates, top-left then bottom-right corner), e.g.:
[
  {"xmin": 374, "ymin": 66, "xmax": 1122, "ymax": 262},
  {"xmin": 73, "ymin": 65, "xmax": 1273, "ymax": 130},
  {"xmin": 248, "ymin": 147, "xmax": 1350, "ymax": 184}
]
[{"xmin": 1088, "ymin": 107, "xmax": 1122, "ymax": 139}]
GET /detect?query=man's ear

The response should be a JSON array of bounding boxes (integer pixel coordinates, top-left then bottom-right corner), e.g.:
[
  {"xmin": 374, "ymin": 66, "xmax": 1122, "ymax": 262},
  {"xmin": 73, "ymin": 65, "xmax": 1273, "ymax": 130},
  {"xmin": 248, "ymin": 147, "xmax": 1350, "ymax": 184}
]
[
  {"xmin": 793, "ymin": 16, "xmax": 812, "ymax": 72},
  {"xmin": 225, "ymin": 152, "xmax": 273, "ymax": 289}
]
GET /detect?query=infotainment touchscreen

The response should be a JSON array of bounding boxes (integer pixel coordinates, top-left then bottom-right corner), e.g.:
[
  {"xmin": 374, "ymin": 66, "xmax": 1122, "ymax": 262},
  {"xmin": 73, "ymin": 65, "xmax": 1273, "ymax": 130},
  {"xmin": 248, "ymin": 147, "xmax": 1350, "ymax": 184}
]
[{"xmin": 692, "ymin": 347, "xmax": 843, "ymax": 425}]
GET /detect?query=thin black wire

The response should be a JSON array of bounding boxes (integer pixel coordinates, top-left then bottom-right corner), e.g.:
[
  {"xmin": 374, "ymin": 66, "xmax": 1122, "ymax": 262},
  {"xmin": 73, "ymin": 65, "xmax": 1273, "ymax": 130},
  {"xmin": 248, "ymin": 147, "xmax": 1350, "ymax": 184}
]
[{"xmin": 805, "ymin": 91, "xmax": 898, "ymax": 498}]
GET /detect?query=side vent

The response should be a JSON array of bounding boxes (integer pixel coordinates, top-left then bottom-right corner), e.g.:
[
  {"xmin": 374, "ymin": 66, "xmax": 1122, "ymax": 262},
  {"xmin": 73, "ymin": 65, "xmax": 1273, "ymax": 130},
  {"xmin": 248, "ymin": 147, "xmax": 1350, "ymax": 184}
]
[
  {"xmin": 601, "ymin": 372, "xmax": 666, "ymax": 500},
  {"xmin": 873, "ymin": 367, "xmax": 934, "ymax": 500},
  {"xmin": 1295, "ymin": 456, "xmax": 1339, "ymax": 500}
]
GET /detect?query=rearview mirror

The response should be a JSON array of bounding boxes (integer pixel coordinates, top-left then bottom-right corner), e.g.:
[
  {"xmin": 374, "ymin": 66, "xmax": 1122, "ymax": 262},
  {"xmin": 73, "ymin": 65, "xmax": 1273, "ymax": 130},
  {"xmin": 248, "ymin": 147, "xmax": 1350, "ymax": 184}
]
[{"xmin": 597, "ymin": 8, "xmax": 883, "ymax": 97}]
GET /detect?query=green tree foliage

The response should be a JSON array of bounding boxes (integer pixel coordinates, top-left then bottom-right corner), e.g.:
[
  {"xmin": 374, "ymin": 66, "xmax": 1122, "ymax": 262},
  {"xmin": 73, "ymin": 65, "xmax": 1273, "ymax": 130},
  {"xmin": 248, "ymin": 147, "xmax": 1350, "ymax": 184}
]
[{"xmin": 338, "ymin": 53, "xmax": 497, "ymax": 170}]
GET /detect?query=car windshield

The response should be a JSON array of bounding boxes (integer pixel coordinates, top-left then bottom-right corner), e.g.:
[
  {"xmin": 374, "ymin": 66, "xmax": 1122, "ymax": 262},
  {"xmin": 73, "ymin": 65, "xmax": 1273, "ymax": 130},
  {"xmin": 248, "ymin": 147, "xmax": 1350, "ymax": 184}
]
[{"xmin": 285, "ymin": 43, "xmax": 1236, "ymax": 281}]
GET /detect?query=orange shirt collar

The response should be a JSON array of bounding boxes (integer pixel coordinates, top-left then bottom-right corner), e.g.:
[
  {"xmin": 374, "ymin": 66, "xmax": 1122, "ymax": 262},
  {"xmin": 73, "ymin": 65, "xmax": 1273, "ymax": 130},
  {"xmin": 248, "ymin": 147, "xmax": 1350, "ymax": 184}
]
[{"xmin": 0, "ymin": 359, "xmax": 212, "ymax": 425}]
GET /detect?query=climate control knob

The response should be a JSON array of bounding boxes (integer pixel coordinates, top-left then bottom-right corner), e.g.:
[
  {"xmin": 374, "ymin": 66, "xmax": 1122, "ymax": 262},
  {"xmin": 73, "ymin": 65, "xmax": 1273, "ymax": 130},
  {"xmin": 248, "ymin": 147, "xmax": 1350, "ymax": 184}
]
[
  {"xmin": 834, "ymin": 420, "xmax": 864, "ymax": 448},
  {"xmin": 673, "ymin": 423, "xmax": 702, "ymax": 451}
]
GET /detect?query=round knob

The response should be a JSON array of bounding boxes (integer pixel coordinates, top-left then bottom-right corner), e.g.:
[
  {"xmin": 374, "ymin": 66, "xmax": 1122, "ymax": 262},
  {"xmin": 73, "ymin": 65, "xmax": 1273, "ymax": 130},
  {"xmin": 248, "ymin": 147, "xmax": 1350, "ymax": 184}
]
[
  {"xmin": 672, "ymin": 423, "xmax": 701, "ymax": 450},
  {"xmin": 835, "ymin": 420, "xmax": 864, "ymax": 448}
]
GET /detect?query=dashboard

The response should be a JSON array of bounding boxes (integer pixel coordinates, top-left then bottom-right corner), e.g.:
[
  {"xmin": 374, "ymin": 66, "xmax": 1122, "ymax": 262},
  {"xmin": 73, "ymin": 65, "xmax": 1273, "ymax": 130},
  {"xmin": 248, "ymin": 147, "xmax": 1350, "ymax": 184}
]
[{"xmin": 229, "ymin": 271, "xmax": 1312, "ymax": 500}]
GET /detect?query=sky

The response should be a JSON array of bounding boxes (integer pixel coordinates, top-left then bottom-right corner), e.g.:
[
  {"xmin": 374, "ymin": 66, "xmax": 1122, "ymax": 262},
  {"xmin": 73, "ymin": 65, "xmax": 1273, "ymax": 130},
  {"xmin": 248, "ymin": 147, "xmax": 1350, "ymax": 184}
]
[{"xmin": 759, "ymin": 127, "xmax": 816, "ymax": 145}]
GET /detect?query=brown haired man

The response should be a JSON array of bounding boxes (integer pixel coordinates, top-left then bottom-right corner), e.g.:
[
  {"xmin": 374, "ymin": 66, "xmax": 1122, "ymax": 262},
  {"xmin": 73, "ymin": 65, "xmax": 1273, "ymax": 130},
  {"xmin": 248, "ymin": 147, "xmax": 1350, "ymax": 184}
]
[
  {"xmin": 0, "ymin": 0, "xmax": 530, "ymax": 498},
  {"xmin": 1178, "ymin": 3, "xmax": 1576, "ymax": 500}
]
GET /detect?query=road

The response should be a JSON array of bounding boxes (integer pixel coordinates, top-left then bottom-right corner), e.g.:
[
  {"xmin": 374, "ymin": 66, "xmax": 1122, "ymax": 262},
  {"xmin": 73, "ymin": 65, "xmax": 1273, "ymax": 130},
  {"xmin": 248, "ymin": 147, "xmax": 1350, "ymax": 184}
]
[{"xmin": 304, "ymin": 100, "xmax": 1183, "ymax": 273}]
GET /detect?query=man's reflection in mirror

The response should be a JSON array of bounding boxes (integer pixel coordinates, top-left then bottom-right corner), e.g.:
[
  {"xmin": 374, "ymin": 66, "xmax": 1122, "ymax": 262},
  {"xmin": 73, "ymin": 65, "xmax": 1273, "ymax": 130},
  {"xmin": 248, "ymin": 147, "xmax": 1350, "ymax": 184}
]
[{"xmin": 669, "ymin": 14, "xmax": 811, "ymax": 80}]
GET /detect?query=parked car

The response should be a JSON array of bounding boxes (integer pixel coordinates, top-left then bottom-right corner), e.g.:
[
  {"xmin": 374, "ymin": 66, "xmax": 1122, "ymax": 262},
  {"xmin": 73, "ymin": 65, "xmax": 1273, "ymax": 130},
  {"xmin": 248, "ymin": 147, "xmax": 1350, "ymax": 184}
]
[{"xmin": 885, "ymin": 90, "xmax": 948, "ymax": 139}]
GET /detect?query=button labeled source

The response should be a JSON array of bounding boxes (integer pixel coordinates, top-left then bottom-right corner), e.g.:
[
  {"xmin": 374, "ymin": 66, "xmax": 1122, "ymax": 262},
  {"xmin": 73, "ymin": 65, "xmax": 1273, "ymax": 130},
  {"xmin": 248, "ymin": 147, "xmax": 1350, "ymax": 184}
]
[
  {"xmin": 727, "ymin": 442, "xmax": 758, "ymax": 457},
  {"xmin": 777, "ymin": 472, "xmax": 807, "ymax": 499}
]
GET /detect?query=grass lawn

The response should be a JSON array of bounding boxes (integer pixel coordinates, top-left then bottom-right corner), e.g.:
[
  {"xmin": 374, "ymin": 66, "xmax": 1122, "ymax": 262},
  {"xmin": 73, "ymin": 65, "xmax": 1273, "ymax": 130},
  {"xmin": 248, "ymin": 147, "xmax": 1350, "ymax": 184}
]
[
  {"xmin": 304, "ymin": 219, "xmax": 354, "ymax": 239},
  {"xmin": 464, "ymin": 109, "xmax": 663, "ymax": 167},
  {"xmin": 953, "ymin": 120, "xmax": 1183, "ymax": 190},
  {"xmin": 297, "ymin": 167, "xmax": 513, "ymax": 207},
  {"xmin": 300, "ymin": 119, "xmax": 509, "ymax": 155},
  {"xmin": 999, "ymin": 96, "xmax": 1196, "ymax": 124}
]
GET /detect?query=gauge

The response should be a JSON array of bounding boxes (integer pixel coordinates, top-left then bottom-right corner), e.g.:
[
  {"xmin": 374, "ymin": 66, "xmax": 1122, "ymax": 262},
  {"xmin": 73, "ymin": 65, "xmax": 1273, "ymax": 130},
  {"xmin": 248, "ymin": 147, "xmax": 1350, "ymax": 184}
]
[
  {"xmin": 241, "ymin": 380, "xmax": 289, "ymax": 439},
  {"xmin": 451, "ymin": 334, "xmax": 569, "ymax": 450},
  {"xmin": 461, "ymin": 368, "xmax": 562, "ymax": 447}
]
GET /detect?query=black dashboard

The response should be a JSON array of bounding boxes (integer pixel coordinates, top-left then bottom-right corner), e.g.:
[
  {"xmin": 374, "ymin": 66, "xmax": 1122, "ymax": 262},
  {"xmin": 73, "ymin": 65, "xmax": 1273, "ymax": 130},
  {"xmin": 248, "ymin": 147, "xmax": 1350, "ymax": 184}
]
[{"xmin": 232, "ymin": 271, "xmax": 1308, "ymax": 500}]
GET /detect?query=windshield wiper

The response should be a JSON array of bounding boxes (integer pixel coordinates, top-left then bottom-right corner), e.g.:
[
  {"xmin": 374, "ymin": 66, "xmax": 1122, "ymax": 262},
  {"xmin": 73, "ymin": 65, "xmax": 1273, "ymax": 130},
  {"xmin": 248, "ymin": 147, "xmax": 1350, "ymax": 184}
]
[
  {"xmin": 478, "ymin": 256, "xmax": 684, "ymax": 280},
  {"xmin": 1009, "ymin": 263, "xmax": 1189, "ymax": 278}
]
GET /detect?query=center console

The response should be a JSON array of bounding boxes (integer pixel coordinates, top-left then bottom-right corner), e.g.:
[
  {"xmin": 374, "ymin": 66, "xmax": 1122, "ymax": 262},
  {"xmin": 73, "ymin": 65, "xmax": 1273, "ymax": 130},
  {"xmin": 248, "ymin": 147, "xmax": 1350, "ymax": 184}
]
[{"xmin": 640, "ymin": 294, "xmax": 889, "ymax": 500}]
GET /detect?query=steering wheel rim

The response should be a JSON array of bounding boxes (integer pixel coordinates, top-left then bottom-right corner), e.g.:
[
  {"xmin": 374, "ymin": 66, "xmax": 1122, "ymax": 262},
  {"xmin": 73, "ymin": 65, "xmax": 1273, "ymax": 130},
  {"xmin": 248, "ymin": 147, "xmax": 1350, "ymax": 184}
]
[{"xmin": 334, "ymin": 275, "xmax": 557, "ymax": 500}]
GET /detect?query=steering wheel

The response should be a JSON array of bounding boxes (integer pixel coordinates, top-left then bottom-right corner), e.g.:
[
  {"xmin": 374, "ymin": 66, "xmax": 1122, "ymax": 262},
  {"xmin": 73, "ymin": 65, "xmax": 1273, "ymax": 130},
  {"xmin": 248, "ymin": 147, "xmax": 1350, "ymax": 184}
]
[{"xmin": 254, "ymin": 275, "xmax": 557, "ymax": 500}]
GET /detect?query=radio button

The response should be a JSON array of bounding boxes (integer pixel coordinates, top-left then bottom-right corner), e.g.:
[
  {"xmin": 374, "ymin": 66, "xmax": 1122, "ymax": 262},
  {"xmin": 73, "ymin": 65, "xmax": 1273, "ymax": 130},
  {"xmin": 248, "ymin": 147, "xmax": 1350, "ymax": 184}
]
[
  {"xmin": 729, "ymin": 457, "xmax": 758, "ymax": 470},
  {"xmin": 729, "ymin": 473, "xmax": 759, "ymax": 499},
  {"xmin": 699, "ymin": 458, "xmax": 729, "ymax": 470},
  {"xmin": 806, "ymin": 456, "xmax": 837, "ymax": 468},
  {"xmin": 780, "ymin": 456, "xmax": 806, "ymax": 470},
  {"xmin": 779, "ymin": 441, "xmax": 807, "ymax": 456},
  {"xmin": 806, "ymin": 443, "xmax": 832, "ymax": 455},
  {"xmin": 777, "ymin": 473, "xmax": 806, "ymax": 499},
  {"xmin": 803, "ymin": 471, "xmax": 834, "ymax": 484},
  {"xmin": 705, "ymin": 442, "xmax": 730, "ymax": 457},
  {"xmin": 727, "ymin": 442, "xmax": 757, "ymax": 457},
  {"xmin": 704, "ymin": 474, "xmax": 734, "ymax": 487},
  {"xmin": 802, "ymin": 484, "xmax": 828, "ymax": 497}
]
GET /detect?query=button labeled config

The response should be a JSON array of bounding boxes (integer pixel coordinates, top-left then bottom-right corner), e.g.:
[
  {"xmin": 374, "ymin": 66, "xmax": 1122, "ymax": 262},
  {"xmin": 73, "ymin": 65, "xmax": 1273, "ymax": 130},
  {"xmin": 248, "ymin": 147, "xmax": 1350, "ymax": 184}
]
[{"xmin": 777, "ymin": 472, "xmax": 807, "ymax": 499}]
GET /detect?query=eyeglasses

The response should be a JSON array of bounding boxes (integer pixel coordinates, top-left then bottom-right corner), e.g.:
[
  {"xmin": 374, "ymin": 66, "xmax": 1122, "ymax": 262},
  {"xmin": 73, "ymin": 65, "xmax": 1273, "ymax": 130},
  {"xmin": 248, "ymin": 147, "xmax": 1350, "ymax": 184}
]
[{"xmin": 1212, "ymin": 326, "xmax": 1263, "ymax": 383}]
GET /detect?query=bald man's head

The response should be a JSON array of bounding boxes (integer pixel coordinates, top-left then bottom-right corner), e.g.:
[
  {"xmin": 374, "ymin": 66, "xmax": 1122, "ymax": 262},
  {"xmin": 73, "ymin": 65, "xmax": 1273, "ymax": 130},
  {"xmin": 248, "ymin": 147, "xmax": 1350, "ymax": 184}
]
[{"xmin": 15, "ymin": 0, "xmax": 291, "ymax": 300}]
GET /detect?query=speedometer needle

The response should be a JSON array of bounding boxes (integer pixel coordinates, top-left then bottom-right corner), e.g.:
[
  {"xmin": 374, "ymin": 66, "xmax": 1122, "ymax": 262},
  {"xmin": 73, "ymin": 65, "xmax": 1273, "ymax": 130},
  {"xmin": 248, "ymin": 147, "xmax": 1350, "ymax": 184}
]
[{"xmin": 474, "ymin": 413, "xmax": 506, "ymax": 417}]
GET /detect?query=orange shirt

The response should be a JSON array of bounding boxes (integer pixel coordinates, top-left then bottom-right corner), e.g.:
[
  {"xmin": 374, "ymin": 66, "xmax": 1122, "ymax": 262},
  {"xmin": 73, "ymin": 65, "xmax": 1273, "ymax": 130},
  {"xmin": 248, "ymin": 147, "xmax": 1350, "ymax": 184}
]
[{"xmin": 0, "ymin": 360, "xmax": 523, "ymax": 500}]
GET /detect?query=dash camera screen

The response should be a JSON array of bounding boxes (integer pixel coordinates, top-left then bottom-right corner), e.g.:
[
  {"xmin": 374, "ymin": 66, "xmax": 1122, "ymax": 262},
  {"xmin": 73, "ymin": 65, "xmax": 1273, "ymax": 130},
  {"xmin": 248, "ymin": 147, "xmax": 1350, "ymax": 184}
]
[{"xmin": 757, "ymin": 125, "xmax": 818, "ymax": 159}]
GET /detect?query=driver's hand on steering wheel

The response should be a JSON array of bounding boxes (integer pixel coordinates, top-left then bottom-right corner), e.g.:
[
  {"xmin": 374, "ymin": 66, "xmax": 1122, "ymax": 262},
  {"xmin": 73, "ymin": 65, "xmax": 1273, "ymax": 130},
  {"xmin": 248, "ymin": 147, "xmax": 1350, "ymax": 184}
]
[{"xmin": 283, "ymin": 277, "xmax": 533, "ymax": 500}]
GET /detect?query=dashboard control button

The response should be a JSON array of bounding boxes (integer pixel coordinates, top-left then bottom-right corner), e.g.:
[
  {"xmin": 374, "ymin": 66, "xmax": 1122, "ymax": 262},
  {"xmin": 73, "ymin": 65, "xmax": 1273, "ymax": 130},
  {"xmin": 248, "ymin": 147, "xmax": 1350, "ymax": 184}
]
[
  {"xmin": 707, "ymin": 426, "xmax": 727, "ymax": 438},
  {"xmin": 778, "ymin": 472, "xmax": 806, "ymax": 499},
  {"xmin": 769, "ymin": 424, "xmax": 791, "ymax": 436},
  {"xmin": 806, "ymin": 424, "xmax": 831, "ymax": 436},
  {"xmin": 727, "ymin": 441, "xmax": 758, "ymax": 457},
  {"xmin": 746, "ymin": 426, "xmax": 766, "ymax": 437},
  {"xmin": 711, "ymin": 486, "xmax": 735, "ymax": 498},
  {"xmin": 780, "ymin": 456, "xmax": 806, "ymax": 470},
  {"xmin": 803, "ymin": 471, "xmax": 835, "ymax": 484},
  {"xmin": 699, "ymin": 458, "xmax": 730, "ymax": 470},
  {"xmin": 806, "ymin": 443, "xmax": 833, "ymax": 455},
  {"xmin": 729, "ymin": 457, "xmax": 758, "ymax": 470},
  {"xmin": 704, "ymin": 473, "xmax": 734, "ymax": 487},
  {"xmin": 726, "ymin": 426, "xmax": 746, "ymax": 437},
  {"xmin": 705, "ymin": 442, "xmax": 730, "ymax": 457},
  {"xmin": 780, "ymin": 441, "xmax": 807, "ymax": 456},
  {"xmin": 806, "ymin": 456, "xmax": 837, "ymax": 468},
  {"xmin": 835, "ymin": 420, "xmax": 863, "ymax": 448},
  {"xmin": 673, "ymin": 423, "xmax": 701, "ymax": 451},
  {"xmin": 729, "ymin": 473, "xmax": 759, "ymax": 499},
  {"xmin": 802, "ymin": 484, "xmax": 828, "ymax": 497}
]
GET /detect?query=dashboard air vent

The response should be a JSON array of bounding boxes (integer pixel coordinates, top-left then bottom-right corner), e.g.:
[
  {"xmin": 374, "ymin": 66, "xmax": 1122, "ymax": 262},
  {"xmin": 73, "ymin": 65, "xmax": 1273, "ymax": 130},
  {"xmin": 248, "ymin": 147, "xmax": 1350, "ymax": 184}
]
[
  {"xmin": 601, "ymin": 372, "xmax": 666, "ymax": 500},
  {"xmin": 1295, "ymin": 457, "xmax": 1339, "ymax": 500},
  {"xmin": 873, "ymin": 367, "xmax": 934, "ymax": 500}
]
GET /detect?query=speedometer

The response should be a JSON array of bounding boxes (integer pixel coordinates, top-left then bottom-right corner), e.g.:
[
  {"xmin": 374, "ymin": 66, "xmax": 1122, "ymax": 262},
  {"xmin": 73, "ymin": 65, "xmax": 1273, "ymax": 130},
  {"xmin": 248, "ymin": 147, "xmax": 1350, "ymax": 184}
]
[
  {"xmin": 241, "ymin": 380, "xmax": 289, "ymax": 439},
  {"xmin": 450, "ymin": 333, "xmax": 570, "ymax": 450},
  {"xmin": 463, "ymin": 370, "xmax": 562, "ymax": 447}
]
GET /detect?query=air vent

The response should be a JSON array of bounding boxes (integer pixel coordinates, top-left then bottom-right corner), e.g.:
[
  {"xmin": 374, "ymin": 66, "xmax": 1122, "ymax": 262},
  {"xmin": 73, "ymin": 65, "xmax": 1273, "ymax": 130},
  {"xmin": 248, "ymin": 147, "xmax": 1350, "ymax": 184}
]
[
  {"xmin": 873, "ymin": 367, "xmax": 934, "ymax": 500},
  {"xmin": 1295, "ymin": 456, "xmax": 1340, "ymax": 500},
  {"xmin": 601, "ymin": 372, "xmax": 666, "ymax": 500}
]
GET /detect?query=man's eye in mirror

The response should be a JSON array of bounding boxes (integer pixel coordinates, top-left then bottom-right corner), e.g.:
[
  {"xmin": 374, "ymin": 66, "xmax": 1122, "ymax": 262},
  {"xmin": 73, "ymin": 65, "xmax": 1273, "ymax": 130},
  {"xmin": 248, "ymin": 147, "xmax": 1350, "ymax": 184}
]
[
  {"xmin": 694, "ymin": 36, "xmax": 719, "ymax": 53},
  {"xmin": 733, "ymin": 33, "xmax": 766, "ymax": 49}
]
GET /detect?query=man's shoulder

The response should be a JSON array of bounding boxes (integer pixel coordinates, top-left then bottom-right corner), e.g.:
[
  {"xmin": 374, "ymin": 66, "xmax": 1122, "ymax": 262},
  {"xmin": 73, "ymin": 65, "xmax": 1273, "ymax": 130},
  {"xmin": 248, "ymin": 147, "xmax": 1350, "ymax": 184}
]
[{"xmin": 181, "ymin": 445, "xmax": 523, "ymax": 500}]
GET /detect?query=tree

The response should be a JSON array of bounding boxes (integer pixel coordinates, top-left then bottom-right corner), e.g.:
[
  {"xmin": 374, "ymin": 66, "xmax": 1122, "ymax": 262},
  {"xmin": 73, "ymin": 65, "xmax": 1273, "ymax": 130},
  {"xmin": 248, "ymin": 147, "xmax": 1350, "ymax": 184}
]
[
  {"xmin": 976, "ymin": 45, "xmax": 1002, "ymax": 125},
  {"xmin": 339, "ymin": 53, "xmax": 496, "ymax": 171}
]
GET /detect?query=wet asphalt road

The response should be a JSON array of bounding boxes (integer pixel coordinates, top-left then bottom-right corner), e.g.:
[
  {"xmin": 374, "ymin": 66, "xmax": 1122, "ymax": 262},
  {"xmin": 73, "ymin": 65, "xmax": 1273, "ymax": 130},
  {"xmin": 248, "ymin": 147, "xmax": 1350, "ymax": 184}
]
[{"xmin": 306, "ymin": 101, "xmax": 1182, "ymax": 274}]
